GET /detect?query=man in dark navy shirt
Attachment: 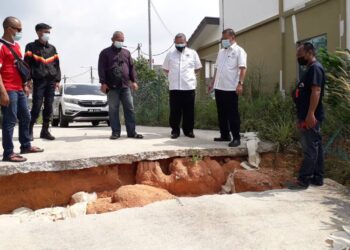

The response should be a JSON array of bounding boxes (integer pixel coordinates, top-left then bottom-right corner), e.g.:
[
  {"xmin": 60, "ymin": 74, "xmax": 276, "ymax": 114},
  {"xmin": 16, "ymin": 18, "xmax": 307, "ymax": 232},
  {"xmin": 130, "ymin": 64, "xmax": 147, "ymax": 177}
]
[
  {"xmin": 289, "ymin": 42, "xmax": 326, "ymax": 190},
  {"xmin": 98, "ymin": 31, "xmax": 143, "ymax": 140}
]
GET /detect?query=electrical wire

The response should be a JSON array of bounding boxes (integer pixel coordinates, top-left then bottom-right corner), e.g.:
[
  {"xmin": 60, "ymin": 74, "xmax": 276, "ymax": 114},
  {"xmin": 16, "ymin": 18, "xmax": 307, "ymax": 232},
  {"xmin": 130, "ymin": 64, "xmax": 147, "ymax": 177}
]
[
  {"xmin": 66, "ymin": 69, "xmax": 90, "ymax": 79},
  {"xmin": 141, "ymin": 43, "xmax": 174, "ymax": 57},
  {"xmin": 150, "ymin": 0, "xmax": 173, "ymax": 38}
]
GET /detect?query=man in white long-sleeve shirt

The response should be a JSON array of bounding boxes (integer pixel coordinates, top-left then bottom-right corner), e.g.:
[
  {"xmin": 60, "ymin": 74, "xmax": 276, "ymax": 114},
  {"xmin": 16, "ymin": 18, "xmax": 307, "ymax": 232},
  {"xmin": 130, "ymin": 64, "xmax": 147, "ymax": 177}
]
[{"xmin": 163, "ymin": 33, "xmax": 202, "ymax": 139}]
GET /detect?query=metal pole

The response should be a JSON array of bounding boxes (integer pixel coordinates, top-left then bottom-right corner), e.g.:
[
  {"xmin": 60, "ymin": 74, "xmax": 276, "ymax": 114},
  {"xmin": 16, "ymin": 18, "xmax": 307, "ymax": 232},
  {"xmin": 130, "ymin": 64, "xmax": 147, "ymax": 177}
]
[
  {"xmin": 90, "ymin": 66, "xmax": 93, "ymax": 83},
  {"xmin": 148, "ymin": 0, "xmax": 153, "ymax": 69}
]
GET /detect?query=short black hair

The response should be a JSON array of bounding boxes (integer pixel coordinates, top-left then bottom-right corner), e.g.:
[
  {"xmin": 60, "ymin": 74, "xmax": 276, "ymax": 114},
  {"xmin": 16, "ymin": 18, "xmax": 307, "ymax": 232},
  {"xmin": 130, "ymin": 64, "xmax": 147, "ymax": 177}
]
[
  {"xmin": 174, "ymin": 33, "xmax": 186, "ymax": 41},
  {"xmin": 302, "ymin": 42, "xmax": 316, "ymax": 56},
  {"xmin": 3, "ymin": 16, "xmax": 18, "ymax": 29},
  {"xmin": 222, "ymin": 28, "xmax": 236, "ymax": 37},
  {"xmin": 35, "ymin": 23, "xmax": 52, "ymax": 31}
]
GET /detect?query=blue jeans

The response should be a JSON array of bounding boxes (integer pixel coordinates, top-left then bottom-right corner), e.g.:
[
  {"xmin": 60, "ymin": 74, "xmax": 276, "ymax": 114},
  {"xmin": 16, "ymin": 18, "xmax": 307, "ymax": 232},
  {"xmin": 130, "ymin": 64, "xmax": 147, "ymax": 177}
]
[
  {"xmin": 1, "ymin": 91, "xmax": 31, "ymax": 158},
  {"xmin": 107, "ymin": 88, "xmax": 136, "ymax": 136},
  {"xmin": 298, "ymin": 124, "xmax": 324, "ymax": 185}
]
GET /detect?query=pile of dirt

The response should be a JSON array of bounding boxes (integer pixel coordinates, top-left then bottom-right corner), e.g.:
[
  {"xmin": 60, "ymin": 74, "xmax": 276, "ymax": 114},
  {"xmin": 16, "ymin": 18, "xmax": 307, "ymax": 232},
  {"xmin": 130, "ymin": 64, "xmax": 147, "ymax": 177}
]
[
  {"xmin": 87, "ymin": 185, "xmax": 174, "ymax": 214},
  {"xmin": 136, "ymin": 157, "xmax": 226, "ymax": 196}
]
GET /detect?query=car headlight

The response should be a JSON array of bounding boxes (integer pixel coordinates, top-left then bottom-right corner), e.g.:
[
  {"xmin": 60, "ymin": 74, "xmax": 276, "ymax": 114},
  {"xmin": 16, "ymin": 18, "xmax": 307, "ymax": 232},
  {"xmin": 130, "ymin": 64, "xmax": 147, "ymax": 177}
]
[{"xmin": 63, "ymin": 98, "xmax": 79, "ymax": 104}]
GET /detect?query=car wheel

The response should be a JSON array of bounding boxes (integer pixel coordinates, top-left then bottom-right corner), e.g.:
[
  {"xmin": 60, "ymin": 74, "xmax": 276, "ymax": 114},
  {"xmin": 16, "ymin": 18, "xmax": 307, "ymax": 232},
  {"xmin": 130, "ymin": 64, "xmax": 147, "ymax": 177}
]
[
  {"xmin": 59, "ymin": 107, "xmax": 69, "ymax": 127},
  {"xmin": 52, "ymin": 119, "xmax": 59, "ymax": 127},
  {"xmin": 92, "ymin": 121, "xmax": 100, "ymax": 127}
]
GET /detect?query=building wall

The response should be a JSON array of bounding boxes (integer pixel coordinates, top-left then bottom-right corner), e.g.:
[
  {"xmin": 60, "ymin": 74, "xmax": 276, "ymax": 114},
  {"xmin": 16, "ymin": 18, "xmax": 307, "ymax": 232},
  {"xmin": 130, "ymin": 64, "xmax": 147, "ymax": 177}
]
[
  {"xmin": 284, "ymin": 0, "xmax": 311, "ymax": 11},
  {"xmin": 219, "ymin": 0, "xmax": 279, "ymax": 31},
  {"xmin": 347, "ymin": 0, "xmax": 350, "ymax": 48},
  {"xmin": 284, "ymin": 0, "xmax": 344, "ymax": 91},
  {"xmin": 236, "ymin": 18, "xmax": 282, "ymax": 92}
]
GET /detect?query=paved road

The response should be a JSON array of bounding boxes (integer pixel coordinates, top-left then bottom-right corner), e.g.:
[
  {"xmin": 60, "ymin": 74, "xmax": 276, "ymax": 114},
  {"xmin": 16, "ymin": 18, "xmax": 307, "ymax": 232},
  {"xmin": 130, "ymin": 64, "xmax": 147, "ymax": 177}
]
[{"xmin": 0, "ymin": 179, "xmax": 348, "ymax": 250}]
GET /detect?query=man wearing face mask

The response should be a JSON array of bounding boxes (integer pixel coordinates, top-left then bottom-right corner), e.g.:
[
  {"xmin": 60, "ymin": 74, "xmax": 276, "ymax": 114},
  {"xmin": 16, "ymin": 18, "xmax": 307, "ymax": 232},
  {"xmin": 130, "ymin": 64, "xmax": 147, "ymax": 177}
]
[
  {"xmin": 98, "ymin": 31, "xmax": 143, "ymax": 140},
  {"xmin": 162, "ymin": 33, "xmax": 202, "ymax": 139},
  {"xmin": 0, "ymin": 17, "xmax": 44, "ymax": 162},
  {"xmin": 24, "ymin": 23, "xmax": 61, "ymax": 141},
  {"xmin": 287, "ymin": 42, "xmax": 325, "ymax": 190},
  {"xmin": 208, "ymin": 29, "xmax": 247, "ymax": 147}
]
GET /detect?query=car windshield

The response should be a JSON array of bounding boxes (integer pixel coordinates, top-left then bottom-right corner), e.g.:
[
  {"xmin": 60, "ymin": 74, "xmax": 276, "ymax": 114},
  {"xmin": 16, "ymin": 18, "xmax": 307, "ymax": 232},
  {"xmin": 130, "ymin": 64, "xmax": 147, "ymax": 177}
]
[{"xmin": 64, "ymin": 84, "xmax": 105, "ymax": 96}]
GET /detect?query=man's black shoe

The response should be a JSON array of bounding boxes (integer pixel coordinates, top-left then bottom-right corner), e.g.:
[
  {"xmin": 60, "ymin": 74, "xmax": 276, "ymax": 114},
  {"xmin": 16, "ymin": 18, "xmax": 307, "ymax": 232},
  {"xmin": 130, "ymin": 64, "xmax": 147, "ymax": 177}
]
[
  {"xmin": 310, "ymin": 178, "xmax": 324, "ymax": 186},
  {"xmin": 110, "ymin": 133, "xmax": 120, "ymax": 140},
  {"xmin": 185, "ymin": 132, "xmax": 195, "ymax": 138},
  {"xmin": 284, "ymin": 180, "xmax": 309, "ymax": 190},
  {"xmin": 128, "ymin": 133, "xmax": 144, "ymax": 139},
  {"xmin": 171, "ymin": 134, "xmax": 179, "ymax": 139},
  {"xmin": 214, "ymin": 137, "xmax": 231, "ymax": 142},
  {"xmin": 40, "ymin": 131, "xmax": 55, "ymax": 140},
  {"xmin": 228, "ymin": 139, "xmax": 241, "ymax": 147}
]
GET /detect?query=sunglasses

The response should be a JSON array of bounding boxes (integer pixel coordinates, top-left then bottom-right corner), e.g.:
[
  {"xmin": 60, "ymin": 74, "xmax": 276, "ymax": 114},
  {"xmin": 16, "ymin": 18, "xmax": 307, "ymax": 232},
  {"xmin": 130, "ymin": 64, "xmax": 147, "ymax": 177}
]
[{"xmin": 11, "ymin": 26, "xmax": 22, "ymax": 32}]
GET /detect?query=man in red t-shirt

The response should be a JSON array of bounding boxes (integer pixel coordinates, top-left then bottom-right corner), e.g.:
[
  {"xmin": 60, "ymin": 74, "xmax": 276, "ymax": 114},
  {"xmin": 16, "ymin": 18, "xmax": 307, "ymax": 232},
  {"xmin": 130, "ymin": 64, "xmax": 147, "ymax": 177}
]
[{"xmin": 0, "ymin": 16, "xmax": 43, "ymax": 162}]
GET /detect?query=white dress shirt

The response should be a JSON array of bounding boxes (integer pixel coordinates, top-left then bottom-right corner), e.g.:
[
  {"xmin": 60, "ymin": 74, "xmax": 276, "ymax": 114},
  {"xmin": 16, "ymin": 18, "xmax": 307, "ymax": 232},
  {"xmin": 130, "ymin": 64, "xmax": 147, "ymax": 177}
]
[
  {"xmin": 162, "ymin": 47, "xmax": 202, "ymax": 90},
  {"xmin": 214, "ymin": 43, "xmax": 247, "ymax": 91}
]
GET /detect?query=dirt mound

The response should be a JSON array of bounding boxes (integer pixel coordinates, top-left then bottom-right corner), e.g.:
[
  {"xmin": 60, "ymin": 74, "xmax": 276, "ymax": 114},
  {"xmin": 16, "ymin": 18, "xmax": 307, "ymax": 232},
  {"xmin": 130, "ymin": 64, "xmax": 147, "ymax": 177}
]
[
  {"xmin": 87, "ymin": 185, "xmax": 174, "ymax": 214},
  {"xmin": 136, "ymin": 157, "xmax": 226, "ymax": 196}
]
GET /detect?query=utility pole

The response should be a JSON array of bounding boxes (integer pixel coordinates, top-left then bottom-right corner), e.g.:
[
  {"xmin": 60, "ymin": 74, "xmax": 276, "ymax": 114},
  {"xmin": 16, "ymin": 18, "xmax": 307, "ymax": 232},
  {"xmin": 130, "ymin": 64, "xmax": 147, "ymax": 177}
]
[
  {"xmin": 90, "ymin": 66, "xmax": 94, "ymax": 83},
  {"xmin": 81, "ymin": 66, "xmax": 96, "ymax": 83},
  {"xmin": 63, "ymin": 75, "xmax": 67, "ymax": 83},
  {"xmin": 148, "ymin": 0, "xmax": 153, "ymax": 69},
  {"xmin": 137, "ymin": 43, "xmax": 142, "ymax": 59}
]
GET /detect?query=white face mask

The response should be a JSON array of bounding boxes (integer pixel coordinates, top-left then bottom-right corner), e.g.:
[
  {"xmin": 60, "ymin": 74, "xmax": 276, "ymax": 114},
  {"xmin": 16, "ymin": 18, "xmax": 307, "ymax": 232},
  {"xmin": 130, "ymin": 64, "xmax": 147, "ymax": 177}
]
[
  {"xmin": 41, "ymin": 33, "xmax": 50, "ymax": 42},
  {"xmin": 114, "ymin": 41, "xmax": 123, "ymax": 49},
  {"xmin": 13, "ymin": 32, "xmax": 22, "ymax": 41}
]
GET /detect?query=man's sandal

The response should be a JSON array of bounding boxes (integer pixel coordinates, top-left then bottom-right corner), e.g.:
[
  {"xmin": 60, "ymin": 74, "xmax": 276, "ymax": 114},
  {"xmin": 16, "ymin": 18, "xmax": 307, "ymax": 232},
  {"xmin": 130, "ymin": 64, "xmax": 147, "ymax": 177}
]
[
  {"xmin": 3, "ymin": 153, "xmax": 27, "ymax": 162},
  {"xmin": 20, "ymin": 146, "xmax": 44, "ymax": 154}
]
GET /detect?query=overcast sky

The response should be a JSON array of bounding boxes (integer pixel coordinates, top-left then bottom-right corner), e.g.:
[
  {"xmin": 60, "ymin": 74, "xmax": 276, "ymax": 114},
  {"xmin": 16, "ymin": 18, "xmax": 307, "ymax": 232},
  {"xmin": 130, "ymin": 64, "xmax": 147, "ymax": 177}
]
[{"xmin": 0, "ymin": 0, "xmax": 219, "ymax": 83}]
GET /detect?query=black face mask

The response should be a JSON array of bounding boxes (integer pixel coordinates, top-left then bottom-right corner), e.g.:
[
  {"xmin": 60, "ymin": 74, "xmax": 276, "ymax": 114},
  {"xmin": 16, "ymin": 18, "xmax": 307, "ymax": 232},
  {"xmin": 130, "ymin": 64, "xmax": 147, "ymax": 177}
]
[
  {"xmin": 298, "ymin": 57, "xmax": 308, "ymax": 66},
  {"xmin": 175, "ymin": 46, "xmax": 185, "ymax": 52}
]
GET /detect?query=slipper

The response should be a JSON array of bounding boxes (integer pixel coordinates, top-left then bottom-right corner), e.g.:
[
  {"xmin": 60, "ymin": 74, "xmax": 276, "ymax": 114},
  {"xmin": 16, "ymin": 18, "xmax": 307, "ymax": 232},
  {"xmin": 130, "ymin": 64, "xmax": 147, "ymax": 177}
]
[
  {"xmin": 20, "ymin": 146, "xmax": 44, "ymax": 154},
  {"xmin": 3, "ymin": 153, "xmax": 27, "ymax": 162}
]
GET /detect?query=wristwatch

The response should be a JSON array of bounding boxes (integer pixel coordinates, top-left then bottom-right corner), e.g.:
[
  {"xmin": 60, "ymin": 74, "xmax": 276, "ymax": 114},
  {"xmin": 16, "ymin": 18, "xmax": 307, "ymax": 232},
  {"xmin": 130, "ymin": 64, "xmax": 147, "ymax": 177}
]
[{"xmin": 238, "ymin": 81, "xmax": 243, "ymax": 85}]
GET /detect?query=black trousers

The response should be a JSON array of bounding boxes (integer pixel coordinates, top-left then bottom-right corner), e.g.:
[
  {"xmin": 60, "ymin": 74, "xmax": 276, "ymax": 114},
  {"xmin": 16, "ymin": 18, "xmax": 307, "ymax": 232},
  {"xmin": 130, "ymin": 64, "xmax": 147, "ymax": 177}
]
[
  {"xmin": 215, "ymin": 89, "xmax": 240, "ymax": 140},
  {"xmin": 31, "ymin": 80, "xmax": 56, "ymax": 124},
  {"xmin": 169, "ymin": 90, "xmax": 195, "ymax": 135}
]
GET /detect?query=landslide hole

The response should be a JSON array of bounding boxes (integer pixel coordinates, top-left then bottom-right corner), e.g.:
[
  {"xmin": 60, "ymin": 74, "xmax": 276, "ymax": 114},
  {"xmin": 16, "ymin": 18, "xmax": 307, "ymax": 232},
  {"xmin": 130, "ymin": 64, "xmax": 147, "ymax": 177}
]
[{"xmin": 4, "ymin": 153, "xmax": 298, "ymax": 220}]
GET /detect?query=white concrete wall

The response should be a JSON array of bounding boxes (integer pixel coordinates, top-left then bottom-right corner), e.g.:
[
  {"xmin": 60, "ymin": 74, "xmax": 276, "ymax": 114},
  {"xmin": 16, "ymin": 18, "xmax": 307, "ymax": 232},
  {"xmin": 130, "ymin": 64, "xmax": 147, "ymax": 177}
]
[
  {"xmin": 283, "ymin": 0, "xmax": 311, "ymax": 11},
  {"xmin": 219, "ymin": 0, "xmax": 279, "ymax": 32},
  {"xmin": 347, "ymin": 0, "xmax": 350, "ymax": 49}
]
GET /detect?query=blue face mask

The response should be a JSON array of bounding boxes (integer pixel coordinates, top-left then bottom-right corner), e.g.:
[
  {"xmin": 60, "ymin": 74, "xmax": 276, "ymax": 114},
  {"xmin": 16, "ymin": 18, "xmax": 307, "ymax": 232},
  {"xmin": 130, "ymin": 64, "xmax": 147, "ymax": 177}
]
[
  {"xmin": 221, "ymin": 39, "xmax": 231, "ymax": 49},
  {"xmin": 13, "ymin": 32, "xmax": 22, "ymax": 41},
  {"xmin": 114, "ymin": 41, "xmax": 123, "ymax": 49}
]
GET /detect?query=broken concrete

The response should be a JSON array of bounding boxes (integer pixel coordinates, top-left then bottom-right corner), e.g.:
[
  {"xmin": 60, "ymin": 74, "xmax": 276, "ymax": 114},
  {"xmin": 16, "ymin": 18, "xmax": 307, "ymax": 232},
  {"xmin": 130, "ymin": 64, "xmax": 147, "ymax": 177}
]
[
  {"xmin": 0, "ymin": 179, "xmax": 348, "ymax": 250},
  {"xmin": 0, "ymin": 126, "xmax": 276, "ymax": 176}
]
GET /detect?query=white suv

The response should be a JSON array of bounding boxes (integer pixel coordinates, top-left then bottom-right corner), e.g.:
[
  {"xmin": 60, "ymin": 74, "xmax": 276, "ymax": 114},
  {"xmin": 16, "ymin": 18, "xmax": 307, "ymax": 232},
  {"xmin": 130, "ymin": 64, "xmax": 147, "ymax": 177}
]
[{"xmin": 52, "ymin": 83, "xmax": 109, "ymax": 127}]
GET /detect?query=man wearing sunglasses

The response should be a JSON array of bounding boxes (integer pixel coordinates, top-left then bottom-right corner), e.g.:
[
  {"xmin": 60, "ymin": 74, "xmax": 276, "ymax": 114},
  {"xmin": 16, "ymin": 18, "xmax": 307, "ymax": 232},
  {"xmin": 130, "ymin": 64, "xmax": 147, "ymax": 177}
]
[
  {"xmin": 25, "ymin": 23, "xmax": 61, "ymax": 141},
  {"xmin": 0, "ymin": 16, "xmax": 43, "ymax": 162}
]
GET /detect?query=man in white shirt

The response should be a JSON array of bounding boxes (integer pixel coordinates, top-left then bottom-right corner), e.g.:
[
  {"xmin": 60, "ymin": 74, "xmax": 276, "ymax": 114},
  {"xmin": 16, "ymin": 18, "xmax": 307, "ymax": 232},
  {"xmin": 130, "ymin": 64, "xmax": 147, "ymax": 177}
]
[
  {"xmin": 208, "ymin": 28, "xmax": 247, "ymax": 147},
  {"xmin": 163, "ymin": 33, "xmax": 202, "ymax": 139}
]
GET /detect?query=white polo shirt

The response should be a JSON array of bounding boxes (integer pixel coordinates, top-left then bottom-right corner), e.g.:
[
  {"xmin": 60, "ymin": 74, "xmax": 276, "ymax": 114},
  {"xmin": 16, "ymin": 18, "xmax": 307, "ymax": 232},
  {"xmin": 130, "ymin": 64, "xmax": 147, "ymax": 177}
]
[
  {"xmin": 162, "ymin": 47, "xmax": 202, "ymax": 90},
  {"xmin": 214, "ymin": 43, "xmax": 247, "ymax": 91}
]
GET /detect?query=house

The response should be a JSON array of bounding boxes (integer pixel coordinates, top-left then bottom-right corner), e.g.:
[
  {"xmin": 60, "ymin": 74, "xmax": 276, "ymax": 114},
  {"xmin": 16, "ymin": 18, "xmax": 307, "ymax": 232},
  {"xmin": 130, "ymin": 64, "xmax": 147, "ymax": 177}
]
[{"xmin": 188, "ymin": 0, "xmax": 350, "ymax": 94}]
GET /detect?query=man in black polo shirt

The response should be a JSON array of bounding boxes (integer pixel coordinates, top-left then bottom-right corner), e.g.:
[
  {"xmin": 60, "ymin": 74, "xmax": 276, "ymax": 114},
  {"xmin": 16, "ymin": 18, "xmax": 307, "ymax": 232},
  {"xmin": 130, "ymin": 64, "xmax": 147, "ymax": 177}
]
[
  {"xmin": 289, "ymin": 42, "xmax": 326, "ymax": 190},
  {"xmin": 25, "ymin": 23, "xmax": 61, "ymax": 141}
]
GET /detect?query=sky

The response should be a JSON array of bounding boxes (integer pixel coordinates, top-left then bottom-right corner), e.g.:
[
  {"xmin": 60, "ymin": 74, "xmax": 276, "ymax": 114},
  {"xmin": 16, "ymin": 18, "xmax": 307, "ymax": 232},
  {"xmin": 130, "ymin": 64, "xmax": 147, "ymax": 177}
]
[{"xmin": 0, "ymin": 0, "xmax": 219, "ymax": 83}]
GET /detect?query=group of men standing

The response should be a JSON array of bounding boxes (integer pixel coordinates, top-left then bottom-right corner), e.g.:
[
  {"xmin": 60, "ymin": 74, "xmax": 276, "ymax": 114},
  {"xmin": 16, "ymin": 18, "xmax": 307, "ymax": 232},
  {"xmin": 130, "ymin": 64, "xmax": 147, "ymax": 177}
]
[
  {"xmin": 0, "ymin": 16, "xmax": 60, "ymax": 162},
  {"xmin": 0, "ymin": 16, "xmax": 326, "ymax": 190},
  {"xmin": 162, "ymin": 29, "xmax": 247, "ymax": 147}
]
